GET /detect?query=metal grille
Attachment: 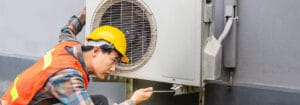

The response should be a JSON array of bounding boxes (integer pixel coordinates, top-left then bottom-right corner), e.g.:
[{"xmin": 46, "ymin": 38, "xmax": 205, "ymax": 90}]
[{"xmin": 98, "ymin": 0, "xmax": 155, "ymax": 70}]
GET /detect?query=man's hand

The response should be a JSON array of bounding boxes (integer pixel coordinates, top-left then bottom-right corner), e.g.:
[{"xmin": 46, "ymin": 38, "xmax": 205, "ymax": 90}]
[
  {"xmin": 76, "ymin": 8, "xmax": 86, "ymax": 26},
  {"xmin": 130, "ymin": 87, "xmax": 153, "ymax": 105}
]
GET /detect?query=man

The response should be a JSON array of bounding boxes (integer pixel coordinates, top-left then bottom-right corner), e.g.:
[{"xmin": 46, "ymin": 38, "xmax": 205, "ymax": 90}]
[{"xmin": 1, "ymin": 8, "xmax": 153, "ymax": 105}]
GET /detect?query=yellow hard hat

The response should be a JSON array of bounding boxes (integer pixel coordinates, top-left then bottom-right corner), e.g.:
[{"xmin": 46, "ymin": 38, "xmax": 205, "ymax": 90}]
[{"xmin": 86, "ymin": 25, "xmax": 129, "ymax": 63}]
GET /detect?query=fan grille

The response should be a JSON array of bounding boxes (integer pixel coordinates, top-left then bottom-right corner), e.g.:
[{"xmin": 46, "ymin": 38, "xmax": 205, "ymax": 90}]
[{"xmin": 95, "ymin": 0, "xmax": 156, "ymax": 71}]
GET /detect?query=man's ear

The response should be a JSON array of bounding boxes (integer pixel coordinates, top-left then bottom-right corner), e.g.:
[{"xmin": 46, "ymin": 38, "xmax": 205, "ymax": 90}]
[{"xmin": 92, "ymin": 47, "xmax": 101, "ymax": 57}]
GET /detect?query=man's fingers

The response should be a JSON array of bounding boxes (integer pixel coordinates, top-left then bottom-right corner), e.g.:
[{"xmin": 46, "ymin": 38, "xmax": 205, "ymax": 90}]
[
  {"xmin": 143, "ymin": 87, "xmax": 153, "ymax": 97},
  {"xmin": 143, "ymin": 87, "xmax": 153, "ymax": 92}
]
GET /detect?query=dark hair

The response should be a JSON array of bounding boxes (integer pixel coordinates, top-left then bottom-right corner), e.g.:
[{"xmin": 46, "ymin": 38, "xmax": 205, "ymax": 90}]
[
  {"xmin": 81, "ymin": 45, "xmax": 94, "ymax": 52},
  {"xmin": 99, "ymin": 44, "xmax": 114, "ymax": 53},
  {"xmin": 81, "ymin": 45, "xmax": 122, "ymax": 58},
  {"xmin": 100, "ymin": 44, "xmax": 123, "ymax": 60},
  {"xmin": 81, "ymin": 45, "xmax": 113, "ymax": 53}
]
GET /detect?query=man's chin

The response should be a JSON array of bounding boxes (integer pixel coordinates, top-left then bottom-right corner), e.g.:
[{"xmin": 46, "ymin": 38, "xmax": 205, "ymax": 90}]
[
  {"xmin": 97, "ymin": 74, "xmax": 108, "ymax": 80},
  {"xmin": 98, "ymin": 76, "xmax": 105, "ymax": 80}
]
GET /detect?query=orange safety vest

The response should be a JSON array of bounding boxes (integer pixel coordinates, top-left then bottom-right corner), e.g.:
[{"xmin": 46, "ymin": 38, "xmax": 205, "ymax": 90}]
[{"xmin": 1, "ymin": 41, "xmax": 89, "ymax": 105}]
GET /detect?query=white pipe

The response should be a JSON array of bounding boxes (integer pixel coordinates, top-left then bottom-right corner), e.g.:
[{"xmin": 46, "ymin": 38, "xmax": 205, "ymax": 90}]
[{"xmin": 218, "ymin": 18, "xmax": 234, "ymax": 42}]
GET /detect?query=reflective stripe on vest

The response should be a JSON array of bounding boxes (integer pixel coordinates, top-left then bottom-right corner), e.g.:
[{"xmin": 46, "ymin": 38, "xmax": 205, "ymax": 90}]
[
  {"xmin": 42, "ymin": 48, "xmax": 55, "ymax": 70},
  {"xmin": 1, "ymin": 41, "xmax": 89, "ymax": 105},
  {"xmin": 10, "ymin": 76, "xmax": 19, "ymax": 101}
]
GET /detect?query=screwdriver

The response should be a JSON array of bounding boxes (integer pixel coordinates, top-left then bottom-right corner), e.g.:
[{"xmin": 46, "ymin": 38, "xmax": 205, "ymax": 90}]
[
  {"xmin": 152, "ymin": 90, "xmax": 175, "ymax": 93},
  {"xmin": 152, "ymin": 84, "xmax": 182, "ymax": 93}
]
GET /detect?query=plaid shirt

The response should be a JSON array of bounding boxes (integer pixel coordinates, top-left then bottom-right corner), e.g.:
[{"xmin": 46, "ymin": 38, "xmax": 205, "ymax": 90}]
[{"xmin": 29, "ymin": 9, "xmax": 133, "ymax": 105}]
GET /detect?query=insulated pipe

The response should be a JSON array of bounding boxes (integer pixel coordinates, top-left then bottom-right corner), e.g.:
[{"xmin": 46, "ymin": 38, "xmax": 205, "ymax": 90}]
[{"xmin": 218, "ymin": 18, "xmax": 234, "ymax": 42}]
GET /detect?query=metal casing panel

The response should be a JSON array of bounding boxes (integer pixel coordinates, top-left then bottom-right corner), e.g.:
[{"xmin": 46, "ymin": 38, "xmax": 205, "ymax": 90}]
[{"xmin": 86, "ymin": 0, "xmax": 202, "ymax": 86}]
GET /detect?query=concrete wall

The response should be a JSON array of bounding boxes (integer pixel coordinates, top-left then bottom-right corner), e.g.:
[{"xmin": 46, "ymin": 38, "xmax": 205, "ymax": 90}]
[
  {"xmin": 235, "ymin": 0, "xmax": 300, "ymax": 90},
  {"xmin": 214, "ymin": 0, "xmax": 300, "ymax": 90},
  {"xmin": 0, "ymin": 0, "xmax": 126, "ymax": 104},
  {"xmin": 204, "ymin": 0, "xmax": 300, "ymax": 105},
  {"xmin": 0, "ymin": 0, "xmax": 86, "ymax": 57}
]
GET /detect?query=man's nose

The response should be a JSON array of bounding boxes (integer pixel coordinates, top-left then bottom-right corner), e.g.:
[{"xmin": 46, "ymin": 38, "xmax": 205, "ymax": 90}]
[{"xmin": 110, "ymin": 63, "xmax": 116, "ymax": 73}]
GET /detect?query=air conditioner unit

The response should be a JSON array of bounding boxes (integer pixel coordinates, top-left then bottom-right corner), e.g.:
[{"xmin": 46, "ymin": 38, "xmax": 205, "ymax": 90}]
[{"xmin": 86, "ymin": 0, "xmax": 203, "ymax": 86}]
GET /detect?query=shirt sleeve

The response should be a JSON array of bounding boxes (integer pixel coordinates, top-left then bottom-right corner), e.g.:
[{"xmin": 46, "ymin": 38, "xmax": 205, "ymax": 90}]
[
  {"xmin": 46, "ymin": 69, "xmax": 94, "ymax": 105},
  {"xmin": 46, "ymin": 69, "xmax": 133, "ymax": 105},
  {"xmin": 117, "ymin": 100, "xmax": 134, "ymax": 105},
  {"xmin": 59, "ymin": 8, "xmax": 86, "ymax": 42}
]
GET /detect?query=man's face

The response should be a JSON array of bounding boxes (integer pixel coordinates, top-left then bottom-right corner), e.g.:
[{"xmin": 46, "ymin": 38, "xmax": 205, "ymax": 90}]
[{"xmin": 91, "ymin": 48, "xmax": 119, "ymax": 80}]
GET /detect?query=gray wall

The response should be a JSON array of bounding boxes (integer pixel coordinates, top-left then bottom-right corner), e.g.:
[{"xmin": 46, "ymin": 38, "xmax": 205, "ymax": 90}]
[
  {"xmin": 0, "ymin": 0, "xmax": 125, "ymax": 104},
  {"xmin": 234, "ymin": 0, "xmax": 300, "ymax": 89},
  {"xmin": 204, "ymin": 0, "xmax": 300, "ymax": 104},
  {"xmin": 214, "ymin": 0, "xmax": 300, "ymax": 92},
  {"xmin": 214, "ymin": 0, "xmax": 300, "ymax": 89},
  {"xmin": 0, "ymin": 0, "xmax": 86, "ymax": 57}
]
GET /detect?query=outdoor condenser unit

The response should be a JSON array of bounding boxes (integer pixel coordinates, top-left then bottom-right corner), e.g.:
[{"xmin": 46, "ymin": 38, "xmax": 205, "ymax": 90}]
[{"xmin": 86, "ymin": 0, "xmax": 203, "ymax": 86}]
